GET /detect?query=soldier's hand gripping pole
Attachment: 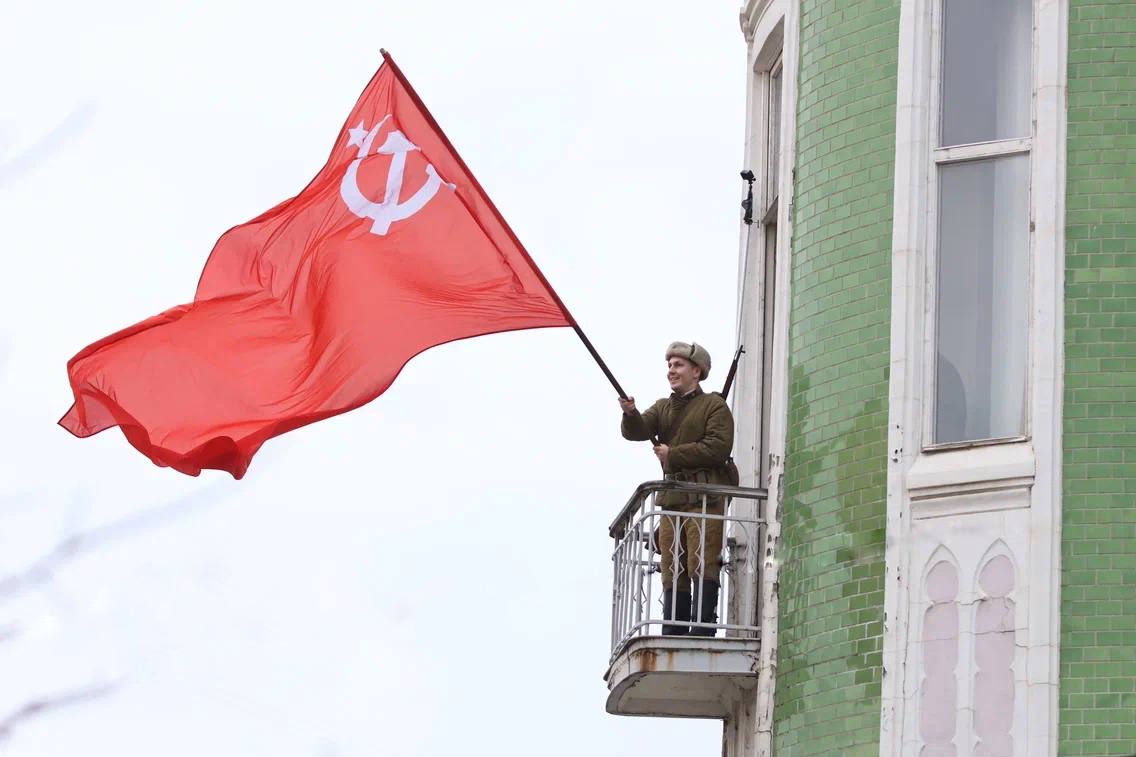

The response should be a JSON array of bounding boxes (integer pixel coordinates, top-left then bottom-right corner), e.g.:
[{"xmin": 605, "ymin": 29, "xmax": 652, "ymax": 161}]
[{"xmin": 573, "ymin": 325, "xmax": 661, "ymax": 446}]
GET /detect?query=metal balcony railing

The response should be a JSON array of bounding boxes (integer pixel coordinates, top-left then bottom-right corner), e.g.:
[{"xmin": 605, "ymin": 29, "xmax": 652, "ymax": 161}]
[{"xmin": 609, "ymin": 480, "xmax": 767, "ymax": 658}]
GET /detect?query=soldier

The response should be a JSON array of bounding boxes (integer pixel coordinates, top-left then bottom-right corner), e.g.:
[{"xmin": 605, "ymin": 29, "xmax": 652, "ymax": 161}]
[{"xmin": 618, "ymin": 341, "xmax": 736, "ymax": 636}]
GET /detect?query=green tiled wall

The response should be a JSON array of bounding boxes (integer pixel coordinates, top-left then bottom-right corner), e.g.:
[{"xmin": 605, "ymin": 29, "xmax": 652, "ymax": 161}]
[
  {"xmin": 774, "ymin": 0, "xmax": 899, "ymax": 753},
  {"xmin": 1061, "ymin": 3, "xmax": 1136, "ymax": 753}
]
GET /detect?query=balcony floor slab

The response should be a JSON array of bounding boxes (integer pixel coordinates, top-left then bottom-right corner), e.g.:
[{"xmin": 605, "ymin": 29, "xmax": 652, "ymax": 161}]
[{"xmin": 604, "ymin": 635, "xmax": 761, "ymax": 719}]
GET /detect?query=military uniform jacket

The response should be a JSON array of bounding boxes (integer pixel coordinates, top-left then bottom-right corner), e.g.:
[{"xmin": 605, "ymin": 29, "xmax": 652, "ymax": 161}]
[{"xmin": 620, "ymin": 387, "xmax": 736, "ymax": 506}]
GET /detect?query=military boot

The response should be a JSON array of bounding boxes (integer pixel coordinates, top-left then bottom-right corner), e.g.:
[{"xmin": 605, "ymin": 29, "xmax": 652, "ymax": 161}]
[
  {"xmin": 661, "ymin": 589, "xmax": 691, "ymax": 635},
  {"xmin": 688, "ymin": 580, "xmax": 720, "ymax": 637}
]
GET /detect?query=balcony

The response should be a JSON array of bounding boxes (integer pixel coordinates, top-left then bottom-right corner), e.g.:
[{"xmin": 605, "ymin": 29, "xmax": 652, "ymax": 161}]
[{"xmin": 604, "ymin": 480, "xmax": 767, "ymax": 719}]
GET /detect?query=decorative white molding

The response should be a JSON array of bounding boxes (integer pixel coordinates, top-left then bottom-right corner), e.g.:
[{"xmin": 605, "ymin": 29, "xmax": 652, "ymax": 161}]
[
  {"xmin": 880, "ymin": 0, "xmax": 934, "ymax": 749},
  {"xmin": 910, "ymin": 482, "xmax": 1032, "ymax": 520},
  {"xmin": 919, "ymin": 554, "xmax": 961, "ymax": 753},
  {"xmin": 740, "ymin": 0, "xmax": 779, "ymax": 43},
  {"xmin": 907, "ymin": 442, "xmax": 1035, "ymax": 492},
  {"xmin": 731, "ymin": 1, "xmax": 798, "ymax": 756},
  {"xmin": 880, "ymin": 0, "xmax": 1066, "ymax": 754},
  {"xmin": 901, "ymin": 519, "xmax": 1032, "ymax": 756},
  {"xmin": 1025, "ymin": 0, "xmax": 1068, "ymax": 750}
]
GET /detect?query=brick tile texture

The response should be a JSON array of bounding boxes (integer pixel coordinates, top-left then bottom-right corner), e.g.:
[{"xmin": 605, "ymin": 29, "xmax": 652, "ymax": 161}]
[
  {"xmin": 775, "ymin": 0, "xmax": 899, "ymax": 753},
  {"xmin": 1061, "ymin": 2, "xmax": 1136, "ymax": 752}
]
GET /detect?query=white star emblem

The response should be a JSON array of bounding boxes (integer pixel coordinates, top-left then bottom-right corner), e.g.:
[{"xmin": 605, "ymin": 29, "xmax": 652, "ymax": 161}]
[{"xmin": 347, "ymin": 121, "xmax": 370, "ymax": 149}]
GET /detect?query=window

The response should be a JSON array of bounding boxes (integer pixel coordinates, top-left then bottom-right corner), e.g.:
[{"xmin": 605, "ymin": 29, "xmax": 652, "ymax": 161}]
[
  {"xmin": 931, "ymin": 0, "xmax": 1033, "ymax": 445},
  {"xmin": 882, "ymin": 0, "xmax": 1066, "ymax": 749},
  {"xmin": 765, "ymin": 59, "xmax": 783, "ymax": 214},
  {"xmin": 759, "ymin": 55, "xmax": 783, "ymax": 483}
]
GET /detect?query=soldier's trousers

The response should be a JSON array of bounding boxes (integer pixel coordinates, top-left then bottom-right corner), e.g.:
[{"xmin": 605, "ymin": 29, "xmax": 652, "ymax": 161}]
[{"xmin": 657, "ymin": 499, "xmax": 725, "ymax": 591}]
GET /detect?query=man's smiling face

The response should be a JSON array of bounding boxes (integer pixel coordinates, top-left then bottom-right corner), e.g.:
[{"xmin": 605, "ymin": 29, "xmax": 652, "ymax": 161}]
[{"xmin": 667, "ymin": 356, "xmax": 700, "ymax": 394}]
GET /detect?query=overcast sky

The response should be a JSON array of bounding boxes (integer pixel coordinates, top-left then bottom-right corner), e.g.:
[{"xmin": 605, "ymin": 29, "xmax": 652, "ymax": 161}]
[{"xmin": 0, "ymin": 2, "xmax": 746, "ymax": 754}]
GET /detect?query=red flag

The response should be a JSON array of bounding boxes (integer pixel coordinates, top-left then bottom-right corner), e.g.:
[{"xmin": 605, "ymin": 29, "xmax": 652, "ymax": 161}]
[{"xmin": 60, "ymin": 54, "xmax": 575, "ymax": 479}]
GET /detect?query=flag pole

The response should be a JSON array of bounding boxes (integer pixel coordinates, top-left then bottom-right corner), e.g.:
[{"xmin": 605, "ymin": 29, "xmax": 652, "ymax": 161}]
[{"xmin": 378, "ymin": 49, "xmax": 633, "ymax": 402}]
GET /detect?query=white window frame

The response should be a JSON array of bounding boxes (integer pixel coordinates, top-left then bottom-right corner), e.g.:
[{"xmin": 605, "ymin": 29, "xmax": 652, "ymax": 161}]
[
  {"xmin": 736, "ymin": 2, "xmax": 788, "ymax": 498},
  {"xmin": 922, "ymin": 0, "xmax": 1035, "ymax": 450},
  {"xmin": 755, "ymin": 52, "xmax": 783, "ymax": 486},
  {"xmin": 733, "ymin": 1, "xmax": 799, "ymax": 756},
  {"xmin": 764, "ymin": 54, "xmax": 784, "ymax": 221},
  {"xmin": 881, "ymin": 0, "xmax": 1067, "ymax": 753}
]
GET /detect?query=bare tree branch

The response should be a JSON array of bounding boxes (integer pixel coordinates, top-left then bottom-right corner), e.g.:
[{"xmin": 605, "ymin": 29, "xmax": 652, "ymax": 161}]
[
  {"xmin": 0, "ymin": 474, "xmax": 236, "ymax": 747},
  {"xmin": 0, "ymin": 682, "xmax": 117, "ymax": 743},
  {"xmin": 0, "ymin": 481, "xmax": 231, "ymax": 753},
  {"xmin": 0, "ymin": 483, "xmax": 227, "ymax": 599}
]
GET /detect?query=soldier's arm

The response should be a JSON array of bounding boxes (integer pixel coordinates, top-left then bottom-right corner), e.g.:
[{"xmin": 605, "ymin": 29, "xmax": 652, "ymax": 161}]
[
  {"xmin": 667, "ymin": 399, "xmax": 734, "ymax": 468},
  {"xmin": 621, "ymin": 399, "xmax": 662, "ymax": 441}
]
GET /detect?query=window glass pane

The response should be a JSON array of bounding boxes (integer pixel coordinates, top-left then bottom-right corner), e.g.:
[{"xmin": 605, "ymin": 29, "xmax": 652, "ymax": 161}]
[
  {"xmin": 760, "ymin": 223, "xmax": 776, "ymax": 485},
  {"xmin": 941, "ymin": 0, "xmax": 1032, "ymax": 146},
  {"xmin": 767, "ymin": 65, "xmax": 782, "ymax": 206},
  {"xmin": 935, "ymin": 155, "xmax": 1029, "ymax": 443}
]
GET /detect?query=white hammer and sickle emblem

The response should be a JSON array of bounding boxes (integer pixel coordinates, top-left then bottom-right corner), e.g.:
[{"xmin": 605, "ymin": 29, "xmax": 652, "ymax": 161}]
[{"xmin": 339, "ymin": 115, "xmax": 456, "ymax": 235}]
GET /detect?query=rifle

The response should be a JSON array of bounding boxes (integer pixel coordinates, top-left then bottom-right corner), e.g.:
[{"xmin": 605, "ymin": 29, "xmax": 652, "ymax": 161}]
[{"xmin": 718, "ymin": 345, "xmax": 745, "ymax": 401}]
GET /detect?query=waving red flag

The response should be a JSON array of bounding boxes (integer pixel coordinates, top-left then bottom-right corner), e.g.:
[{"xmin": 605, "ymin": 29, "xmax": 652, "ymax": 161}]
[{"xmin": 60, "ymin": 54, "xmax": 575, "ymax": 479}]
